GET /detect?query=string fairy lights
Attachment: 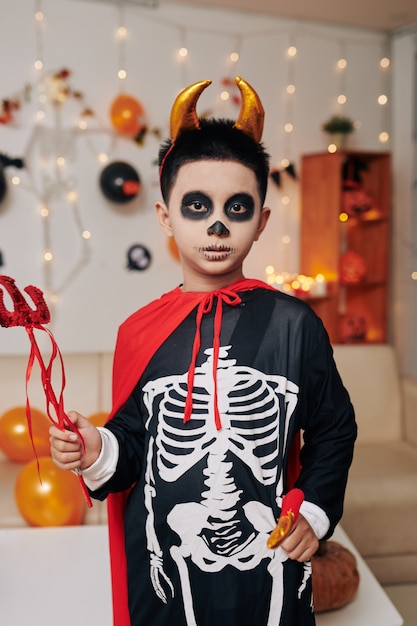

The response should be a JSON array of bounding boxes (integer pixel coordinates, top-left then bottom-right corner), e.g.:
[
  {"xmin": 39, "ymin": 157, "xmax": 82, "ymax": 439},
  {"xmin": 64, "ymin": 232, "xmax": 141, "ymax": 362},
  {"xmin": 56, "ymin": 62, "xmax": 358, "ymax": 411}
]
[
  {"xmin": 7, "ymin": 2, "xmax": 95, "ymax": 309},
  {"xmin": 378, "ymin": 43, "xmax": 391, "ymax": 144},
  {"xmin": 116, "ymin": 2, "xmax": 128, "ymax": 86},
  {"xmin": 336, "ymin": 41, "xmax": 348, "ymax": 107},
  {"xmin": 2, "ymin": 2, "xmax": 395, "ymax": 306},
  {"xmin": 34, "ymin": 1, "xmax": 45, "ymax": 74},
  {"xmin": 264, "ymin": 35, "xmax": 300, "ymax": 282}
]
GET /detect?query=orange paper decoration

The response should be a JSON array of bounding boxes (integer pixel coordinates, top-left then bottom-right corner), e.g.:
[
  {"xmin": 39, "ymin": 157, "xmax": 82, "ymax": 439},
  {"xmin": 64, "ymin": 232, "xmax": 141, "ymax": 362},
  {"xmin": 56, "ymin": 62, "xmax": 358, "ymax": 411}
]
[
  {"xmin": 0, "ymin": 406, "xmax": 51, "ymax": 463},
  {"xmin": 168, "ymin": 237, "xmax": 180, "ymax": 262},
  {"xmin": 110, "ymin": 94, "xmax": 146, "ymax": 138},
  {"xmin": 15, "ymin": 457, "xmax": 86, "ymax": 527}
]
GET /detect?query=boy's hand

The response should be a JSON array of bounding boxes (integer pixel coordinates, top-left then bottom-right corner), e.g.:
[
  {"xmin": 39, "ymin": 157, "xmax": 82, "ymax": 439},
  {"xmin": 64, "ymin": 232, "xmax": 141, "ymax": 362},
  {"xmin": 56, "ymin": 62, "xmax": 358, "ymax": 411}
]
[
  {"xmin": 279, "ymin": 514, "xmax": 319, "ymax": 562},
  {"xmin": 49, "ymin": 410, "xmax": 102, "ymax": 472}
]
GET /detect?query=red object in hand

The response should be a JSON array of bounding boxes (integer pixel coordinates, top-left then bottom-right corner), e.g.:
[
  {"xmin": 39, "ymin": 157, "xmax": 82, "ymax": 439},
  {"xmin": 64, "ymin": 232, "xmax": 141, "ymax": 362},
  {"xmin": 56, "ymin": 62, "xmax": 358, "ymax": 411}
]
[
  {"xmin": 267, "ymin": 488, "xmax": 304, "ymax": 549},
  {"xmin": 0, "ymin": 275, "xmax": 92, "ymax": 507}
]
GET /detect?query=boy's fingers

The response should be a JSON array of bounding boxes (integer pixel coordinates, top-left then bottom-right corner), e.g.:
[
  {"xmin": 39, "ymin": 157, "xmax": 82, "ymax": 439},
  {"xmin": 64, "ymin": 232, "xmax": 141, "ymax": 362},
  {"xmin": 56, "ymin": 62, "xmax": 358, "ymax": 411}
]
[
  {"xmin": 67, "ymin": 410, "xmax": 89, "ymax": 429},
  {"xmin": 50, "ymin": 436, "xmax": 82, "ymax": 468},
  {"xmin": 51, "ymin": 436, "xmax": 80, "ymax": 452},
  {"xmin": 49, "ymin": 423, "xmax": 79, "ymax": 441}
]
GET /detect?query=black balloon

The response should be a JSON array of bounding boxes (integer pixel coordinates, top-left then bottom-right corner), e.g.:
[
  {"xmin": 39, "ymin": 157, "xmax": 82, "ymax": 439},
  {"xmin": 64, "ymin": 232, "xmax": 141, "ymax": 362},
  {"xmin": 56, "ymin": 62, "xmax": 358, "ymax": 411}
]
[
  {"xmin": 126, "ymin": 244, "xmax": 151, "ymax": 271},
  {"xmin": 99, "ymin": 161, "xmax": 141, "ymax": 204}
]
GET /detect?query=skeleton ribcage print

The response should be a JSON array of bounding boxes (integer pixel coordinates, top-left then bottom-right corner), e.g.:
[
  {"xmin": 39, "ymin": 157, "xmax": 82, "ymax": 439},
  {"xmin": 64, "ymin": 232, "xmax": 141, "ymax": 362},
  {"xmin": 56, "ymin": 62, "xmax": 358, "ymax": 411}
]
[
  {"xmin": 143, "ymin": 346, "xmax": 298, "ymax": 626},
  {"xmin": 141, "ymin": 345, "xmax": 300, "ymax": 622},
  {"xmin": 143, "ymin": 346, "xmax": 298, "ymax": 485},
  {"xmin": 161, "ymin": 371, "xmax": 281, "ymax": 482}
]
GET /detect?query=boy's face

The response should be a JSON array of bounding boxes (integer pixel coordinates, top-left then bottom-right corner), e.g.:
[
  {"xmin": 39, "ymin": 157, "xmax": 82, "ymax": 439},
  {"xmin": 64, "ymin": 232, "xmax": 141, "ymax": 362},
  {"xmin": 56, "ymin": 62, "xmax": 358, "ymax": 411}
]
[{"xmin": 156, "ymin": 159, "xmax": 270, "ymax": 291}]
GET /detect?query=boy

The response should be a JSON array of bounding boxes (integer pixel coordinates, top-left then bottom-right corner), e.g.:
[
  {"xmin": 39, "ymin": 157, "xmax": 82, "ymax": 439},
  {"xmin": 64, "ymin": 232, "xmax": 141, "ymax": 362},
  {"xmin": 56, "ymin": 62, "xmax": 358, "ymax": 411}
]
[{"xmin": 50, "ymin": 77, "xmax": 356, "ymax": 626}]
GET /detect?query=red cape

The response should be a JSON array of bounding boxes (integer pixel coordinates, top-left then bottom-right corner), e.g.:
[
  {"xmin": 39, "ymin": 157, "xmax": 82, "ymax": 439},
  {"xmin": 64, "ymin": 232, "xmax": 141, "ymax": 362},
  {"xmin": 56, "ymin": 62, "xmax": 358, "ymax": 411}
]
[{"xmin": 106, "ymin": 279, "xmax": 300, "ymax": 626}]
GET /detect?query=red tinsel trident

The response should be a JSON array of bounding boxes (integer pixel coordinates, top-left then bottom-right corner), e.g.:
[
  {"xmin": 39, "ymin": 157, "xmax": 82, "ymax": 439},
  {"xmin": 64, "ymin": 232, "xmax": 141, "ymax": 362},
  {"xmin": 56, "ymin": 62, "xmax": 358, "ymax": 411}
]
[{"xmin": 0, "ymin": 275, "xmax": 92, "ymax": 507}]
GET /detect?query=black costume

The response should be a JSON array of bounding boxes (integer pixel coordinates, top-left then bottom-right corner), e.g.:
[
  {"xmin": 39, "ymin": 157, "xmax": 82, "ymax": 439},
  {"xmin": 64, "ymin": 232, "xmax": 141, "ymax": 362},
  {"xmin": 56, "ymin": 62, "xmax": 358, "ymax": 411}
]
[{"xmin": 93, "ymin": 282, "xmax": 356, "ymax": 626}]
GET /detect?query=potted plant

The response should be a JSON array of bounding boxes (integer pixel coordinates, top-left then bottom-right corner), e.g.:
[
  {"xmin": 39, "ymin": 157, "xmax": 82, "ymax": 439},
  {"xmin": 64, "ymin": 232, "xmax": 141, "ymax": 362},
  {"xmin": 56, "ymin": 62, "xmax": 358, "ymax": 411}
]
[{"xmin": 321, "ymin": 115, "xmax": 355, "ymax": 149}]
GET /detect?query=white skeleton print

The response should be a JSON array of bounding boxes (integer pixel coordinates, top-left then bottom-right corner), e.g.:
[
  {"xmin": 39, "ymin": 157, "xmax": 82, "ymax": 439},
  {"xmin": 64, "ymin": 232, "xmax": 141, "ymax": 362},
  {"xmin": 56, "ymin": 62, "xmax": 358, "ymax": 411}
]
[{"xmin": 142, "ymin": 345, "xmax": 306, "ymax": 625}]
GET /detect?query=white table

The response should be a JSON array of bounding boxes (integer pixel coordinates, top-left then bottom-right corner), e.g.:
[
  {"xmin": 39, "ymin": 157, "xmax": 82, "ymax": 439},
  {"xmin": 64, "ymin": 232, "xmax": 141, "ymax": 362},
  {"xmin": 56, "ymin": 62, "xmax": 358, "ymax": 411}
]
[
  {"xmin": 0, "ymin": 524, "xmax": 403, "ymax": 626},
  {"xmin": 0, "ymin": 525, "xmax": 112, "ymax": 626}
]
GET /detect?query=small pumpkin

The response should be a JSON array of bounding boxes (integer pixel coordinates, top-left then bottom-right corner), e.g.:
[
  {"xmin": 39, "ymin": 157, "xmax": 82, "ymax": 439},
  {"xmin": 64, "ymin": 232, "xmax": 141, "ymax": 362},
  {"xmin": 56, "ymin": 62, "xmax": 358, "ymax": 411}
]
[
  {"xmin": 311, "ymin": 540, "xmax": 360, "ymax": 613},
  {"xmin": 339, "ymin": 313, "xmax": 367, "ymax": 344},
  {"xmin": 342, "ymin": 181, "xmax": 374, "ymax": 217},
  {"xmin": 340, "ymin": 250, "xmax": 367, "ymax": 285}
]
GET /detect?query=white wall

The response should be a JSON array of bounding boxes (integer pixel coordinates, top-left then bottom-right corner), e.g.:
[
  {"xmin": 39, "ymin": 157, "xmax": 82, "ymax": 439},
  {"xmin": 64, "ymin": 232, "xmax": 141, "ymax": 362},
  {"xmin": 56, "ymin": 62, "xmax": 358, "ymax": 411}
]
[
  {"xmin": 391, "ymin": 29, "xmax": 417, "ymax": 377},
  {"xmin": 0, "ymin": 0, "xmax": 396, "ymax": 355}
]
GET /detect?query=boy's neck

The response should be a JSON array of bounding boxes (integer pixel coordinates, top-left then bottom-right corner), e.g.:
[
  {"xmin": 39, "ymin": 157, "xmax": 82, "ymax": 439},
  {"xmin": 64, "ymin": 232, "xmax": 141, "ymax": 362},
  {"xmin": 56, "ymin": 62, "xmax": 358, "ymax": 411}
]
[{"xmin": 181, "ymin": 269, "xmax": 246, "ymax": 293}]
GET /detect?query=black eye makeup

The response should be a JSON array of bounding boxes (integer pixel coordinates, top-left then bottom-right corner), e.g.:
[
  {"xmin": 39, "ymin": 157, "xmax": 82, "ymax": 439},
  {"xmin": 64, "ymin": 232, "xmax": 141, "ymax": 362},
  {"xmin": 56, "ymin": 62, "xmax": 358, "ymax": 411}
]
[
  {"xmin": 180, "ymin": 192, "xmax": 213, "ymax": 220},
  {"xmin": 179, "ymin": 191, "xmax": 255, "ymax": 222},
  {"xmin": 224, "ymin": 193, "xmax": 255, "ymax": 221}
]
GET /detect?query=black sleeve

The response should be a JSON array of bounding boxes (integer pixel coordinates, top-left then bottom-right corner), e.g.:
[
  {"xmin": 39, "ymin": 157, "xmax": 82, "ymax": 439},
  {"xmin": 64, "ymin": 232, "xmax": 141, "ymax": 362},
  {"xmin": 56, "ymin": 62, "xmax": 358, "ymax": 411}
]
[
  {"xmin": 90, "ymin": 385, "xmax": 146, "ymax": 500},
  {"xmin": 295, "ymin": 312, "xmax": 357, "ymax": 536}
]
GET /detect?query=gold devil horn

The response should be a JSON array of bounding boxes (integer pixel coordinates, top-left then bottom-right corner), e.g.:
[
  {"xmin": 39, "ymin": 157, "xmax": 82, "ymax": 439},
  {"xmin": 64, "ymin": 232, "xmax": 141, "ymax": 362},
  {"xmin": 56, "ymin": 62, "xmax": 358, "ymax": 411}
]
[
  {"xmin": 170, "ymin": 79, "xmax": 212, "ymax": 141},
  {"xmin": 233, "ymin": 76, "xmax": 264, "ymax": 143}
]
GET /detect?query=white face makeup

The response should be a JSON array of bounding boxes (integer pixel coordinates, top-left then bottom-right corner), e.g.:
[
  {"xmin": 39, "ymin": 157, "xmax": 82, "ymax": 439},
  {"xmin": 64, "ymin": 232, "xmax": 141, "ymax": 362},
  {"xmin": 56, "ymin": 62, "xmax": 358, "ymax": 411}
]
[{"xmin": 156, "ymin": 160, "xmax": 270, "ymax": 292}]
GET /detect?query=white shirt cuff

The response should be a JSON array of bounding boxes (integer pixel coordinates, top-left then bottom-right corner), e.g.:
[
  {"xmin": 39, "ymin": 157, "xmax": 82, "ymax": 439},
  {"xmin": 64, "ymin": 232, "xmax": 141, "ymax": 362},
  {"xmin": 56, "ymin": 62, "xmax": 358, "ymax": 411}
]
[
  {"xmin": 300, "ymin": 500, "xmax": 330, "ymax": 539},
  {"xmin": 80, "ymin": 427, "xmax": 119, "ymax": 491}
]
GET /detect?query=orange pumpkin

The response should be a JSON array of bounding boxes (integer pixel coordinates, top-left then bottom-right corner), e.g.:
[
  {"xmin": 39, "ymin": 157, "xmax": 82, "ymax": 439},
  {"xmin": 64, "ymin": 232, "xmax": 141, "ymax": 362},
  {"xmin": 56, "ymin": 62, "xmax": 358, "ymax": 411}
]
[
  {"xmin": 340, "ymin": 250, "xmax": 367, "ymax": 285},
  {"xmin": 311, "ymin": 540, "xmax": 360, "ymax": 613},
  {"xmin": 339, "ymin": 313, "xmax": 367, "ymax": 343}
]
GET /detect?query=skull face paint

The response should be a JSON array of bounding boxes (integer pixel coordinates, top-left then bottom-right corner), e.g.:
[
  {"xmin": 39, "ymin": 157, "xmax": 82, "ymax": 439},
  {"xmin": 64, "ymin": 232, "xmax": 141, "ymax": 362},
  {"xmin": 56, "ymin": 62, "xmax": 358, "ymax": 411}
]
[
  {"xmin": 207, "ymin": 221, "xmax": 230, "ymax": 237},
  {"xmin": 157, "ymin": 160, "xmax": 271, "ymax": 292},
  {"xmin": 180, "ymin": 192, "xmax": 255, "ymax": 223}
]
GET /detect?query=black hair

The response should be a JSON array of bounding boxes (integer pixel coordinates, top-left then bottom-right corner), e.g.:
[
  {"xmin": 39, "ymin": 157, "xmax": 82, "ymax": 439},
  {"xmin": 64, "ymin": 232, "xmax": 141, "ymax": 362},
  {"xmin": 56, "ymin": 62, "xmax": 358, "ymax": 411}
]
[{"xmin": 158, "ymin": 118, "xmax": 270, "ymax": 205}]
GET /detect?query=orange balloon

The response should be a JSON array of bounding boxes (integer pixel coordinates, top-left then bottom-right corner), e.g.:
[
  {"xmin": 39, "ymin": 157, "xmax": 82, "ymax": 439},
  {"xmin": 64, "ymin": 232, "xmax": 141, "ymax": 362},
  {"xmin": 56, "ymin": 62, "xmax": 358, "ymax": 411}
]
[
  {"xmin": 15, "ymin": 457, "xmax": 86, "ymax": 527},
  {"xmin": 110, "ymin": 94, "xmax": 146, "ymax": 138},
  {"xmin": 88, "ymin": 411, "xmax": 109, "ymax": 427},
  {"xmin": 0, "ymin": 406, "xmax": 51, "ymax": 463}
]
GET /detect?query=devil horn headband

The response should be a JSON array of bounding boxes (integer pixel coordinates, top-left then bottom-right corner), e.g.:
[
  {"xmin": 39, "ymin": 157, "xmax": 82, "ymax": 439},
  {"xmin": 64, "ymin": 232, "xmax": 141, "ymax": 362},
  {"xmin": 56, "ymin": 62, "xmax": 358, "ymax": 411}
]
[{"xmin": 169, "ymin": 76, "xmax": 265, "ymax": 143}]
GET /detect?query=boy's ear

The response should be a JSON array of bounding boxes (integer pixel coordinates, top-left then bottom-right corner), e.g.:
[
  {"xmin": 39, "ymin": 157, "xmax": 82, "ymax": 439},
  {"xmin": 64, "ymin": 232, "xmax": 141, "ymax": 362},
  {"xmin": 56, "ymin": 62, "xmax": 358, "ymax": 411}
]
[
  {"xmin": 155, "ymin": 201, "xmax": 173, "ymax": 237},
  {"xmin": 254, "ymin": 206, "xmax": 271, "ymax": 241}
]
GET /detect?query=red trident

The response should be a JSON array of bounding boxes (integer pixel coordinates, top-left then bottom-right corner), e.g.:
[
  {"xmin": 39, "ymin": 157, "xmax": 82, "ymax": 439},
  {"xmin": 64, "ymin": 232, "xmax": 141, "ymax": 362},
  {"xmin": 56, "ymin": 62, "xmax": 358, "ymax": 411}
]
[
  {"xmin": 0, "ymin": 275, "xmax": 92, "ymax": 508},
  {"xmin": 0, "ymin": 275, "xmax": 50, "ymax": 327}
]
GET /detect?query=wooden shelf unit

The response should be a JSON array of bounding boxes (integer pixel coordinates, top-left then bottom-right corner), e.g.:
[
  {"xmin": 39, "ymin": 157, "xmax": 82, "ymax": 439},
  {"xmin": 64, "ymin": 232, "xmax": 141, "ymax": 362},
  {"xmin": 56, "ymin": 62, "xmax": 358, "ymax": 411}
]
[{"xmin": 300, "ymin": 151, "xmax": 391, "ymax": 344}]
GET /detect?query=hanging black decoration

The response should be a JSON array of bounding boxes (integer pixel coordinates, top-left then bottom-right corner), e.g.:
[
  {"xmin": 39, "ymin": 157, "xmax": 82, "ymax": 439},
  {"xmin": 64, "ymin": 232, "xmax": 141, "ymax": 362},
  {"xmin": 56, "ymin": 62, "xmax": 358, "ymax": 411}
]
[
  {"xmin": 270, "ymin": 170, "xmax": 281, "ymax": 187},
  {"xmin": 126, "ymin": 244, "xmax": 151, "ymax": 271},
  {"xmin": 269, "ymin": 162, "xmax": 297, "ymax": 189},
  {"xmin": 0, "ymin": 168, "xmax": 6, "ymax": 205},
  {"xmin": 0, "ymin": 153, "xmax": 25, "ymax": 205},
  {"xmin": 284, "ymin": 162, "xmax": 297, "ymax": 180},
  {"xmin": 99, "ymin": 161, "xmax": 141, "ymax": 204}
]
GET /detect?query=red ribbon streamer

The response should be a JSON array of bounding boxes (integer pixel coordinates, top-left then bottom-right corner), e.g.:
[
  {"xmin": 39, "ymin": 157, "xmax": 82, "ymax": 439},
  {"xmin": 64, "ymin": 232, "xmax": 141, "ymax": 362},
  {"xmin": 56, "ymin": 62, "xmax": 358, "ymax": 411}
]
[
  {"xmin": 184, "ymin": 288, "xmax": 242, "ymax": 430},
  {"xmin": 0, "ymin": 275, "xmax": 92, "ymax": 507}
]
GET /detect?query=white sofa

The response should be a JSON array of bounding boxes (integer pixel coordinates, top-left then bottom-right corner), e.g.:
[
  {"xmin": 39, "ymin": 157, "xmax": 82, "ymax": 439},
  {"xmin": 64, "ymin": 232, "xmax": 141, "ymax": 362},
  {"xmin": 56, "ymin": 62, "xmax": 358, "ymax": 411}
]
[
  {"xmin": 333, "ymin": 344, "xmax": 417, "ymax": 585},
  {"xmin": 1, "ymin": 345, "xmax": 416, "ymax": 585}
]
